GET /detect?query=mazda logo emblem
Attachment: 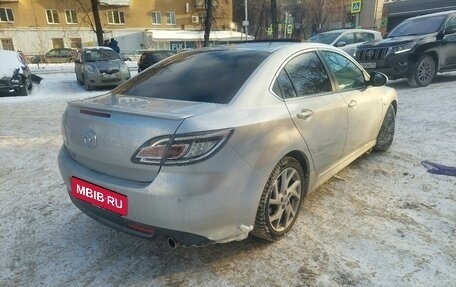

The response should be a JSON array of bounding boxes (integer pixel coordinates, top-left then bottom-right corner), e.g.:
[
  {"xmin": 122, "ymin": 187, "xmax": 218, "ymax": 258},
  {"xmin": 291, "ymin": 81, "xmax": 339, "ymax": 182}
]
[
  {"xmin": 366, "ymin": 50, "xmax": 374, "ymax": 57},
  {"xmin": 83, "ymin": 130, "xmax": 97, "ymax": 148}
]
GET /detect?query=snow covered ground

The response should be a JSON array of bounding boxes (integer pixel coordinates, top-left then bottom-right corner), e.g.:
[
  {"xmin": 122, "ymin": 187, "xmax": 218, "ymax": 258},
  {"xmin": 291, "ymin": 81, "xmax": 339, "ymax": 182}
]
[{"xmin": 0, "ymin": 66, "xmax": 455, "ymax": 286}]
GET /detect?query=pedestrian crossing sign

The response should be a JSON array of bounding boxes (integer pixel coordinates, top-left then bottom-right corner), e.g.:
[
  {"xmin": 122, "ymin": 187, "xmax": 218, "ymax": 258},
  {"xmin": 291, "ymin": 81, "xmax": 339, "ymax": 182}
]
[{"xmin": 351, "ymin": 0, "xmax": 362, "ymax": 13}]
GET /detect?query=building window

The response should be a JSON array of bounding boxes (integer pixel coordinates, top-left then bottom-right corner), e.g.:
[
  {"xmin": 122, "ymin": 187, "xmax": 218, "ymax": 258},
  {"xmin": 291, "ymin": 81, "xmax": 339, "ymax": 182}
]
[
  {"xmin": 166, "ymin": 11, "xmax": 176, "ymax": 25},
  {"xmin": 65, "ymin": 10, "xmax": 78, "ymax": 24},
  {"xmin": 1, "ymin": 38, "xmax": 14, "ymax": 51},
  {"xmin": 107, "ymin": 10, "xmax": 125, "ymax": 24},
  {"xmin": 46, "ymin": 9, "xmax": 60, "ymax": 24},
  {"xmin": 70, "ymin": 38, "xmax": 82, "ymax": 49},
  {"xmin": 0, "ymin": 8, "xmax": 14, "ymax": 22},
  {"xmin": 151, "ymin": 11, "xmax": 161, "ymax": 25},
  {"xmin": 52, "ymin": 38, "xmax": 64, "ymax": 49}
]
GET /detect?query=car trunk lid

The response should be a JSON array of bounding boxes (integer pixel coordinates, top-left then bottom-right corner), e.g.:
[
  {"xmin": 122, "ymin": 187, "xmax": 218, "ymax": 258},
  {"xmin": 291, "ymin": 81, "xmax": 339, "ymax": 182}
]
[{"xmin": 62, "ymin": 93, "xmax": 220, "ymax": 182}]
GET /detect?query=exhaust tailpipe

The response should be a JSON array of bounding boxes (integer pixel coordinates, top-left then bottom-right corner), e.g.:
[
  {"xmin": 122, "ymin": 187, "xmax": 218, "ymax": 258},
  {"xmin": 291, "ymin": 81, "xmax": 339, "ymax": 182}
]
[{"xmin": 167, "ymin": 237, "xmax": 180, "ymax": 249}]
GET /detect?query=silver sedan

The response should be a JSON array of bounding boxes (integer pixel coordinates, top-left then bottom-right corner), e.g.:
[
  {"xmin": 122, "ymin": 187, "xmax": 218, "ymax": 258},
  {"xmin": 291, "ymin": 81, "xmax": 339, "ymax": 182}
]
[{"xmin": 58, "ymin": 42, "xmax": 397, "ymax": 247}]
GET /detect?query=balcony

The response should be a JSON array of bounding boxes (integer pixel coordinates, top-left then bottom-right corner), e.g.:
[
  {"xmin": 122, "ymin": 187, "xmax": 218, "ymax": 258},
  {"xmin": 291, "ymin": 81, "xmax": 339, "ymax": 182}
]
[{"xmin": 98, "ymin": 0, "xmax": 130, "ymax": 6}]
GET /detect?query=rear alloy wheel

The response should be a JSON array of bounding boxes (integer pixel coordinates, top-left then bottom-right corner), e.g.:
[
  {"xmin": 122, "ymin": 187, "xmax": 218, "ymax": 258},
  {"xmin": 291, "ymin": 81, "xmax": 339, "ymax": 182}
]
[
  {"xmin": 407, "ymin": 55, "xmax": 436, "ymax": 87},
  {"xmin": 251, "ymin": 156, "xmax": 305, "ymax": 241},
  {"xmin": 374, "ymin": 104, "xmax": 396, "ymax": 151}
]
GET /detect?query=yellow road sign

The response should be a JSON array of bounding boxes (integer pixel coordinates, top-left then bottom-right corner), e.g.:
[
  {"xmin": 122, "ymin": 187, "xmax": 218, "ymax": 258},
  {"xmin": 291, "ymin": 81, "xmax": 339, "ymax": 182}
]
[{"xmin": 351, "ymin": 0, "xmax": 362, "ymax": 13}]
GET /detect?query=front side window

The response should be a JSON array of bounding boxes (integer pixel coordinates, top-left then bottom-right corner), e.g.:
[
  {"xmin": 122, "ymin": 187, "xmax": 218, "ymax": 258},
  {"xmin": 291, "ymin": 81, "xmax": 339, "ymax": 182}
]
[
  {"xmin": 108, "ymin": 10, "xmax": 125, "ymax": 24},
  {"xmin": 320, "ymin": 51, "xmax": 366, "ymax": 91},
  {"xmin": 445, "ymin": 15, "xmax": 456, "ymax": 33},
  {"xmin": 46, "ymin": 9, "xmax": 60, "ymax": 24},
  {"xmin": 166, "ymin": 11, "xmax": 176, "ymax": 25},
  {"xmin": 339, "ymin": 33, "xmax": 355, "ymax": 45},
  {"xmin": 283, "ymin": 52, "xmax": 332, "ymax": 97},
  {"xmin": 65, "ymin": 9, "xmax": 78, "ymax": 24},
  {"xmin": 113, "ymin": 50, "xmax": 269, "ymax": 104},
  {"xmin": 0, "ymin": 8, "xmax": 14, "ymax": 22},
  {"xmin": 151, "ymin": 11, "xmax": 161, "ymax": 25}
]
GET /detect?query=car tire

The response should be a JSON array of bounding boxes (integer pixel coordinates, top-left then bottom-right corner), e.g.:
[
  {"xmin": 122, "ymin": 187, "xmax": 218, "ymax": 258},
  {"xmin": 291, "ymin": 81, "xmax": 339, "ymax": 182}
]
[
  {"xmin": 374, "ymin": 104, "xmax": 396, "ymax": 151},
  {"xmin": 251, "ymin": 156, "xmax": 305, "ymax": 241},
  {"xmin": 407, "ymin": 55, "xmax": 436, "ymax": 88},
  {"xmin": 77, "ymin": 75, "xmax": 83, "ymax": 86},
  {"xmin": 83, "ymin": 76, "xmax": 93, "ymax": 91}
]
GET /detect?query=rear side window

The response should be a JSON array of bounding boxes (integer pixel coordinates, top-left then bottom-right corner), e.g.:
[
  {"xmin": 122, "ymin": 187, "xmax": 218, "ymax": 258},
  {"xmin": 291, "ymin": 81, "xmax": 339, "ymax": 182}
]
[
  {"xmin": 356, "ymin": 32, "xmax": 374, "ymax": 43},
  {"xmin": 113, "ymin": 50, "xmax": 269, "ymax": 104}
]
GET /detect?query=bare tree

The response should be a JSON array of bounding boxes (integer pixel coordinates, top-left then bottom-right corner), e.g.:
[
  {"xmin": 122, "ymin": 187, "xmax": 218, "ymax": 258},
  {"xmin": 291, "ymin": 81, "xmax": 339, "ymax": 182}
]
[
  {"xmin": 203, "ymin": 0, "xmax": 214, "ymax": 47},
  {"xmin": 271, "ymin": 0, "xmax": 278, "ymax": 38},
  {"xmin": 91, "ymin": 0, "xmax": 104, "ymax": 45},
  {"xmin": 60, "ymin": 0, "xmax": 105, "ymax": 45}
]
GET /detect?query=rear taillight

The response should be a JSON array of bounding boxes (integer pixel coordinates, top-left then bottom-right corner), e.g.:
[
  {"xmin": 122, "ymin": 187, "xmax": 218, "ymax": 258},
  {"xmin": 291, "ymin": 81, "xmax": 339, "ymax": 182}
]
[{"xmin": 132, "ymin": 129, "xmax": 233, "ymax": 165}]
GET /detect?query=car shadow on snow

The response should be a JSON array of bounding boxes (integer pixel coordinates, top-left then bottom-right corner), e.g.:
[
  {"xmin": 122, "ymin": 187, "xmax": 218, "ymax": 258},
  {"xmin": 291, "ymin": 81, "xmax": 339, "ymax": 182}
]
[{"xmin": 387, "ymin": 72, "xmax": 456, "ymax": 90}]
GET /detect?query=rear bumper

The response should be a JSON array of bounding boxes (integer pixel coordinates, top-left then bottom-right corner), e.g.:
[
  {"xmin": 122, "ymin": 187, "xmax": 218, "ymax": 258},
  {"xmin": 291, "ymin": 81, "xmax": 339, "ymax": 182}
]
[
  {"xmin": 58, "ymin": 145, "xmax": 265, "ymax": 245},
  {"xmin": 69, "ymin": 195, "xmax": 214, "ymax": 246}
]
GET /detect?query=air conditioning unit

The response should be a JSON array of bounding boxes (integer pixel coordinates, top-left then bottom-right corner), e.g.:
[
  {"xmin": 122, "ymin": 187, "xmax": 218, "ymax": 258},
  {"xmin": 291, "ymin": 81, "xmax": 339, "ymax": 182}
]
[{"xmin": 191, "ymin": 15, "xmax": 199, "ymax": 24}]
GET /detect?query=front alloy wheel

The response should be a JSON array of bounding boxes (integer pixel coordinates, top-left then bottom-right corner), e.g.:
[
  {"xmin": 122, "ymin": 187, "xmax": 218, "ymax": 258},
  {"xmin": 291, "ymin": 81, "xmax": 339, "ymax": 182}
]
[
  {"xmin": 252, "ymin": 156, "xmax": 305, "ymax": 241},
  {"xmin": 407, "ymin": 55, "xmax": 436, "ymax": 87}
]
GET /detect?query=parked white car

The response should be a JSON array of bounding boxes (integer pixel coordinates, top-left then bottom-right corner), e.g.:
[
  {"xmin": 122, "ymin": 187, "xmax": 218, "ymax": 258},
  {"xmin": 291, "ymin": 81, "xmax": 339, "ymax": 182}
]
[{"xmin": 310, "ymin": 28, "xmax": 382, "ymax": 57}]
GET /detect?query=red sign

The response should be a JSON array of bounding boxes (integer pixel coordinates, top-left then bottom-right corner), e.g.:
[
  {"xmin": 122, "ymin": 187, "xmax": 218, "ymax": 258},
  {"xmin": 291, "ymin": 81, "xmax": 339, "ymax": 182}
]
[{"xmin": 71, "ymin": 177, "xmax": 128, "ymax": 216}]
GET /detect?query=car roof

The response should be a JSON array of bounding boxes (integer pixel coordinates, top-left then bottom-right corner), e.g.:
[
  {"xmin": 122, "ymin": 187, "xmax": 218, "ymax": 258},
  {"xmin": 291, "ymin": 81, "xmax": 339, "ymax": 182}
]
[
  {"xmin": 319, "ymin": 29, "xmax": 381, "ymax": 34},
  {"xmin": 82, "ymin": 46, "xmax": 114, "ymax": 51},
  {"xmin": 202, "ymin": 42, "xmax": 342, "ymax": 55},
  {"xmin": 220, "ymin": 41, "xmax": 307, "ymax": 53},
  {"xmin": 406, "ymin": 10, "xmax": 456, "ymax": 20}
]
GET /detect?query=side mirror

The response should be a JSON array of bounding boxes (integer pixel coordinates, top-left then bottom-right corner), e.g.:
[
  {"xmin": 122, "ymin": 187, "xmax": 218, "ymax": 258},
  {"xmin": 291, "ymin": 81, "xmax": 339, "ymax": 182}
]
[
  {"xmin": 335, "ymin": 41, "xmax": 347, "ymax": 47},
  {"xmin": 369, "ymin": 71, "xmax": 388, "ymax": 86},
  {"xmin": 74, "ymin": 59, "xmax": 81, "ymax": 64}
]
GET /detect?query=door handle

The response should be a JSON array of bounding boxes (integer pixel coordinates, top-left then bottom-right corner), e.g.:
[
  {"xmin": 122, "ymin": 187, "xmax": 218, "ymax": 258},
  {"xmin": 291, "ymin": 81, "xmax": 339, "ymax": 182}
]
[
  {"xmin": 348, "ymin": 100, "xmax": 358, "ymax": 108},
  {"xmin": 296, "ymin": 109, "xmax": 313, "ymax": 120}
]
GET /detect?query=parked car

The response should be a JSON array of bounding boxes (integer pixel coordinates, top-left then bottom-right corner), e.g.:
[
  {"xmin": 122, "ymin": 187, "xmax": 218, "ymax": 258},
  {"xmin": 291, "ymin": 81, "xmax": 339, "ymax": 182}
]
[
  {"xmin": 74, "ymin": 47, "xmax": 131, "ymax": 91},
  {"xmin": 31, "ymin": 48, "xmax": 78, "ymax": 64},
  {"xmin": 137, "ymin": 50, "xmax": 177, "ymax": 72},
  {"xmin": 0, "ymin": 50, "xmax": 41, "ymax": 96},
  {"xmin": 58, "ymin": 42, "xmax": 397, "ymax": 247},
  {"xmin": 355, "ymin": 10, "xmax": 456, "ymax": 87},
  {"xmin": 310, "ymin": 28, "xmax": 382, "ymax": 57}
]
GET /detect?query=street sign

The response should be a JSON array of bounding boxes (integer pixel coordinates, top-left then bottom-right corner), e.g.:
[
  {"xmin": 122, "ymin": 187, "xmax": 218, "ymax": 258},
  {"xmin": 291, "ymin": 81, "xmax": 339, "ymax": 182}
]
[{"xmin": 351, "ymin": 0, "xmax": 362, "ymax": 13}]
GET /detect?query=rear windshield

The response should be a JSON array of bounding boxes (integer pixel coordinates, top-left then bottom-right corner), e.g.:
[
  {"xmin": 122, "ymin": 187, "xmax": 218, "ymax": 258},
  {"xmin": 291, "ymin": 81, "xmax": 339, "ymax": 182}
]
[
  {"xmin": 387, "ymin": 15, "xmax": 447, "ymax": 37},
  {"xmin": 113, "ymin": 49, "xmax": 269, "ymax": 104}
]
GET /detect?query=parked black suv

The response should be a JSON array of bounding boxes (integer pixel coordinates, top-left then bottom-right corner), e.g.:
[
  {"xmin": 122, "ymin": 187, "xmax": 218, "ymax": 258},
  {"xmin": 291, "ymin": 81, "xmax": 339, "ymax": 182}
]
[
  {"xmin": 356, "ymin": 11, "xmax": 456, "ymax": 87},
  {"xmin": 137, "ymin": 50, "xmax": 177, "ymax": 72}
]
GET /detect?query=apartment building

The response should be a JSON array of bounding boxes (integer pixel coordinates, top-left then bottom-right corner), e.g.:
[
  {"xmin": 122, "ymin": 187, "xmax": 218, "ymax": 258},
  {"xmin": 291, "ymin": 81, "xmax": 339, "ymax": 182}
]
[{"xmin": 0, "ymin": 0, "xmax": 241, "ymax": 55}]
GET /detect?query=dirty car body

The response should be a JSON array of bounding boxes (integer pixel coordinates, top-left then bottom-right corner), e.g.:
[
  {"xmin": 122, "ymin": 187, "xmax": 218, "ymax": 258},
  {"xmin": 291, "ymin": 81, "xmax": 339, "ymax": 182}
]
[
  {"xmin": 58, "ymin": 43, "xmax": 397, "ymax": 246},
  {"xmin": 74, "ymin": 47, "xmax": 131, "ymax": 91}
]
